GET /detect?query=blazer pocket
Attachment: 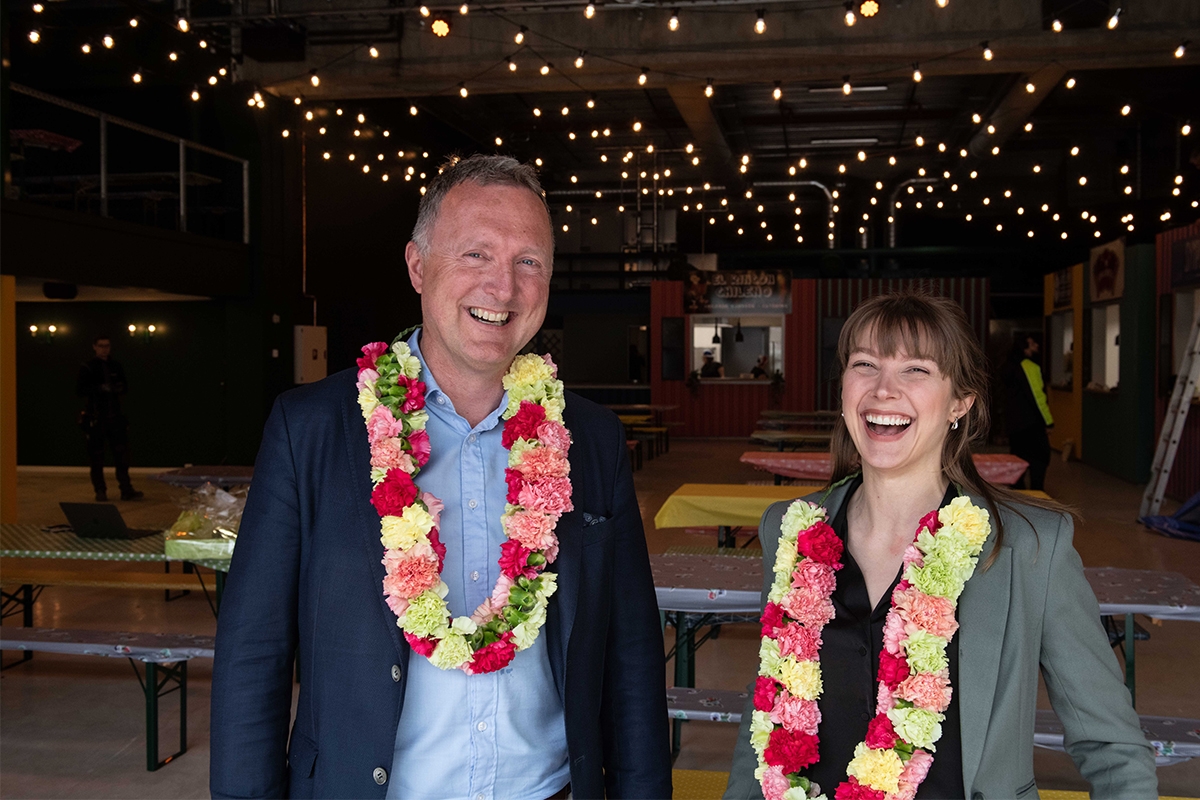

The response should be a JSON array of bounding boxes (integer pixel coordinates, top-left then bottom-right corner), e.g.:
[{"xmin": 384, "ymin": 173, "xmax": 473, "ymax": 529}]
[
  {"xmin": 581, "ymin": 517, "xmax": 617, "ymax": 549},
  {"xmin": 287, "ymin": 729, "xmax": 318, "ymax": 797},
  {"xmin": 1015, "ymin": 777, "xmax": 1037, "ymax": 798}
]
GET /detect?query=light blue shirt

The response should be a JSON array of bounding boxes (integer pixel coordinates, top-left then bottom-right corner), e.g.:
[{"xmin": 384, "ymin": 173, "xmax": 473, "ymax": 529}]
[{"xmin": 388, "ymin": 330, "xmax": 570, "ymax": 800}]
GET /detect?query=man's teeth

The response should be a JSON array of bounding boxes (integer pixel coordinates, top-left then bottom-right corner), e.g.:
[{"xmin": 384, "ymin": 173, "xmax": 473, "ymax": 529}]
[
  {"xmin": 469, "ymin": 308, "xmax": 510, "ymax": 325},
  {"xmin": 865, "ymin": 413, "xmax": 912, "ymax": 426}
]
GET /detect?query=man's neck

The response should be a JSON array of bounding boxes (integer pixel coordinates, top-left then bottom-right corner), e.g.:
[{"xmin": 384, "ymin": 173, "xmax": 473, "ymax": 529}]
[{"xmin": 419, "ymin": 341, "xmax": 505, "ymax": 428}]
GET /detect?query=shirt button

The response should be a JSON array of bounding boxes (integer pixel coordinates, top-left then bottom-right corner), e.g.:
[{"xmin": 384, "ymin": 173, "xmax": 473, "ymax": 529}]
[
  {"xmin": 436, "ymin": 396, "xmax": 446, "ymax": 405},
  {"xmin": 476, "ymin": 794, "xmax": 485, "ymax": 800},
  {"xmin": 859, "ymin": 646, "xmax": 868, "ymax": 657},
  {"xmin": 373, "ymin": 767, "xmax": 388, "ymax": 785},
  {"xmin": 471, "ymin": 571, "xmax": 480, "ymax": 581},
  {"xmin": 477, "ymin": 721, "xmax": 487, "ymax": 732},
  {"xmin": 469, "ymin": 499, "xmax": 478, "ymax": 509},
  {"xmin": 468, "ymin": 433, "xmax": 477, "ymax": 443},
  {"xmin": 391, "ymin": 664, "xmax": 401, "ymax": 682}
]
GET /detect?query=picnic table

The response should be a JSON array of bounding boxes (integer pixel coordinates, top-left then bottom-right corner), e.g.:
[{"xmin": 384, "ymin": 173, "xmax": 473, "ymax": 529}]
[
  {"xmin": 759, "ymin": 410, "xmax": 841, "ymax": 420},
  {"xmin": 741, "ymin": 452, "xmax": 1030, "ymax": 485},
  {"xmin": 151, "ymin": 465, "xmax": 254, "ymax": 489},
  {"xmin": 605, "ymin": 404, "xmax": 678, "ymax": 426},
  {"xmin": 749, "ymin": 430, "xmax": 833, "ymax": 451}
]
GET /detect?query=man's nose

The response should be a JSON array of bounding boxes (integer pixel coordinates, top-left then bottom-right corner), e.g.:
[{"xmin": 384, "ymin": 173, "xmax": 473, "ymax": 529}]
[{"xmin": 485, "ymin": 261, "xmax": 518, "ymax": 299}]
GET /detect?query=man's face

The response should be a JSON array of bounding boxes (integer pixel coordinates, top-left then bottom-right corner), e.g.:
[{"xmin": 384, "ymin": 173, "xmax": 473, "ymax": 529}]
[
  {"xmin": 93, "ymin": 340, "xmax": 111, "ymax": 359},
  {"xmin": 406, "ymin": 182, "xmax": 553, "ymax": 380},
  {"xmin": 1025, "ymin": 337, "xmax": 1039, "ymax": 357}
]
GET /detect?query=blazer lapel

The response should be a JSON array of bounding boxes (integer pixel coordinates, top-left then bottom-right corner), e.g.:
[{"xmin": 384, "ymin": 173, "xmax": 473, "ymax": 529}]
[
  {"xmin": 956, "ymin": 499, "xmax": 1013, "ymax": 795},
  {"xmin": 545, "ymin": 512, "xmax": 582, "ymax": 703},
  {"xmin": 342, "ymin": 390, "xmax": 408, "ymax": 666}
]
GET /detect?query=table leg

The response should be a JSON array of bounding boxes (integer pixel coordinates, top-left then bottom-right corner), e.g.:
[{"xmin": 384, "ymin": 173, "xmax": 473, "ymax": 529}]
[
  {"xmin": 672, "ymin": 613, "xmax": 696, "ymax": 756},
  {"xmin": 717, "ymin": 526, "xmax": 733, "ymax": 548},
  {"xmin": 1124, "ymin": 612, "xmax": 1136, "ymax": 707},
  {"xmin": 774, "ymin": 473, "xmax": 783, "ymax": 486}
]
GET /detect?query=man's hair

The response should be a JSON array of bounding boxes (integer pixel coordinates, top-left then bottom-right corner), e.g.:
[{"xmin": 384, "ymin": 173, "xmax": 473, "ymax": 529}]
[
  {"xmin": 93, "ymin": 335, "xmax": 111, "ymax": 345},
  {"xmin": 411, "ymin": 154, "xmax": 552, "ymax": 256}
]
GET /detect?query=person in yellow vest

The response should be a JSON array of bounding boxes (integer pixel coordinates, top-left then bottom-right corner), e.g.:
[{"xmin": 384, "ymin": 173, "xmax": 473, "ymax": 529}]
[{"xmin": 1004, "ymin": 336, "xmax": 1054, "ymax": 491}]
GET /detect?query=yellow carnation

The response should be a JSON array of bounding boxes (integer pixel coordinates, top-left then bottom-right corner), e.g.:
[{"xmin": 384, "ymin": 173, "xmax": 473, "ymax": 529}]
[
  {"xmin": 846, "ymin": 742, "xmax": 904, "ymax": 794},
  {"xmin": 778, "ymin": 657, "xmax": 822, "ymax": 700},
  {"xmin": 504, "ymin": 354, "xmax": 555, "ymax": 388},
  {"xmin": 358, "ymin": 386, "xmax": 380, "ymax": 418},
  {"xmin": 429, "ymin": 632, "xmax": 471, "ymax": 669},
  {"xmin": 938, "ymin": 496, "xmax": 991, "ymax": 551},
  {"xmin": 380, "ymin": 506, "xmax": 435, "ymax": 551}
]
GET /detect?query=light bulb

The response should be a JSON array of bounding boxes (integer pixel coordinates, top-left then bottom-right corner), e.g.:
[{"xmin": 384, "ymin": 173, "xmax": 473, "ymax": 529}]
[
  {"xmin": 369, "ymin": 46, "xmax": 379, "ymax": 58},
  {"xmin": 705, "ymin": 79, "xmax": 714, "ymax": 98},
  {"xmin": 514, "ymin": 27, "xmax": 525, "ymax": 44},
  {"xmin": 103, "ymin": 35, "xmax": 114, "ymax": 48},
  {"xmin": 459, "ymin": 84, "xmax": 468, "ymax": 98},
  {"xmin": 540, "ymin": 63, "xmax": 550, "ymax": 76},
  {"xmin": 912, "ymin": 66, "xmax": 922, "ymax": 82},
  {"xmin": 1066, "ymin": 77, "xmax": 1076, "ymax": 89},
  {"xmin": 632, "ymin": 120, "xmax": 642, "ymax": 132},
  {"xmin": 915, "ymin": 135, "xmax": 925, "ymax": 146},
  {"xmin": 773, "ymin": 84, "xmax": 782, "ymax": 101},
  {"xmin": 129, "ymin": 17, "xmax": 139, "ymax": 27},
  {"xmin": 310, "ymin": 72, "xmax": 320, "ymax": 87},
  {"xmin": 459, "ymin": 3, "xmax": 469, "ymax": 13},
  {"xmin": 507, "ymin": 58, "xmax": 517, "ymax": 72},
  {"xmin": 1052, "ymin": 18, "xmax": 1062, "ymax": 32},
  {"xmin": 1107, "ymin": 7, "xmax": 1121, "ymax": 29},
  {"xmin": 32, "ymin": 3, "xmax": 43, "ymax": 11},
  {"xmin": 1176, "ymin": 42, "xmax": 1188, "ymax": 58},
  {"xmin": 755, "ymin": 10, "xmax": 766, "ymax": 34},
  {"xmin": 844, "ymin": 4, "xmax": 856, "ymax": 26},
  {"xmin": 410, "ymin": 105, "xmax": 418, "ymax": 116},
  {"xmin": 419, "ymin": 5, "xmax": 430, "ymax": 15},
  {"xmin": 982, "ymin": 42, "xmax": 993, "ymax": 60},
  {"xmin": 638, "ymin": 68, "xmax": 648, "ymax": 85},
  {"xmin": 588, "ymin": 96, "xmax": 596, "ymax": 109},
  {"xmin": 28, "ymin": 29, "xmax": 41, "ymax": 43},
  {"xmin": 1121, "ymin": 104, "xmax": 1131, "ymax": 116},
  {"xmin": 1183, "ymin": 123, "xmax": 1192, "ymax": 136},
  {"xmin": 178, "ymin": 18, "xmax": 190, "ymax": 32},
  {"xmin": 1025, "ymin": 82, "xmax": 1036, "ymax": 93},
  {"xmin": 575, "ymin": 52, "xmax": 585, "ymax": 68},
  {"xmin": 132, "ymin": 71, "xmax": 142, "ymax": 83},
  {"xmin": 585, "ymin": 3, "xmax": 595, "ymax": 19},
  {"xmin": 82, "ymin": 43, "xmax": 91, "ymax": 53},
  {"xmin": 561, "ymin": 106, "xmax": 569, "ymax": 116},
  {"xmin": 842, "ymin": 79, "xmax": 852, "ymax": 95},
  {"xmin": 669, "ymin": 10, "xmax": 680, "ymax": 30}
]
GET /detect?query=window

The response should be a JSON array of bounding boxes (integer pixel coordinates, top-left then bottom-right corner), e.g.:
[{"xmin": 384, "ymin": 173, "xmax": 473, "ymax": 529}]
[
  {"xmin": 1173, "ymin": 288, "xmax": 1200, "ymax": 374},
  {"xmin": 1089, "ymin": 303, "xmax": 1120, "ymax": 391},
  {"xmin": 1048, "ymin": 310, "xmax": 1074, "ymax": 390},
  {"xmin": 691, "ymin": 315, "xmax": 784, "ymax": 379}
]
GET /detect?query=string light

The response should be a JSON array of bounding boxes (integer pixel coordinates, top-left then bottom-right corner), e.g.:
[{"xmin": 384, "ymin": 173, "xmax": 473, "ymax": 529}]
[
  {"xmin": 773, "ymin": 82, "xmax": 782, "ymax": 101},
  {"xmin": 842, "ymin": 77, "xmax": 852, "ymax": 95},
  {"xmin": 1121, "ymin": 104, "xmax": 1131, "ymax": 116},
  {"xmin": 82, "ymin": 43, "xmax": 91, "ymax": 54},
  {"xmin": 888, "ymin": 156, "xmax": 896, "ymax": 165},
  {"xmin": 1024, "ymin": 122, "xmax": 1033, "ymax": 132},
  {"xmin": 33, "ymin": 3, "xmax": 43, "ymax": 11},
  {"xmin": 103, "ymin": 35, "xmax": 114, "ymax": 49},
  {"xmin": 208, "ymin": 75, "xmax": 218, "ymax": 85},
  {"xmin": 705, "ymin": 79, "xmax": 714, "ymax": 98},
  {"xmin": 912, "ymin": 65, "xmax": 923, "ymax": 82},
  {"xmin": 561, "ymin": 106, "xmax": 570, "ymax": 116},
  {"xmin": 507, "ymin": 57, "xmax": 517, "ymax": 72},
  {"xmin": 1183, "ymin": 122, "xmax": 1193, "ymax": 136},
  {"xmin": 198, "ymin": 39, "xmax": 207, "ymax": 49},
  {"xmin": 632, "ymin": 120, "xmax": 642, "ymax": 132},
  {"xmin": 755, "ymin": 9, "xmax": 766, "ymax": 34},
  {"xmin": 981, "ymin": 42, "xmax": 993, "ymax": 60},
  {"xmin": 1033, "ymin": 164, "xmax": 1042, "ymax": 173},
  {"xmin": 972, "ymin": 113, "xmax": 982, "ymax": 124},
  {"xmin": 638, "ymin": 67, "xmax": 648, "ymax": 85},
  {"xmin": 843, "ymin": 2, "xmax": 856, "ymax": 26},
  {"xmin": 1107, "ymin": 7, "xmax": 1121, "ymax": 29},
  {"xmin": 669, "ymin": 9, "xmax": 680, "ymax": 30},
  {"xmin": 915, "ymin": 134, "xmax": 925, "ymax": 147},
  {"xmin": 190, "ymin": 88, "xmax": 201, "ymax": 102},
  {"xmin": 459, "ymin": 3, "xmax": 469, "ymax": 14},
  {"xmin": 28, "ymin": 30, "xmax": 40, "ymax": 43},
  {"xmin": 419, "ymin": 5, "xmax": 431, "ymax": 15},
  {"xmin": 310, "ymin": 71, "xmax": 320, "ymax": 87},
  {"xmin": 282, "ymin": 129, "xmax": 290, "ymax": 138},
  {"xmin": 584, "ymin": 2, "xmax": 595, "ymax": 18},
  {"xmin": 132, "ymin": 70, "xmax": 142, "ymax": 83},
  {"xmin": 410, "ymin": 105, "xmax": 419, "ymax": 116},
  {"xmin": 177, "ymin": 18, "xmax": 190, "ymax": 32},
  {"xmin": 459, "ymin": 83, "xmax": 468, "ymax": 98},
  {"xmin": 575, "ymin": 52, "xmax": 585, "ymax": 69},
  {"xmin": 1025, "ymin": 82, "xmax": 1036, "ymax": 93},
  {"xmin": 1052, "ymin": 19, "xmax": 1062, "ymax": 32},
  {"xmin": 1176, "ymin": 41, "xmax": 1189, "ymax": 58},
  {"xmin": 1070, "ymin": 146, "xmax": 1080, "ymax": 156},
  {"xmin": 514, "ymin": 27, "xmax": 526, "ymax": 44},
  {"xmin": 1066, "ymin": 77, "xmax": 1076, "ymax": 89},
  {"xmin": 588, "ymin": 95, "xmax": 596, "ymax": 109},
  {"xmin": 129, "ymin": 17, "xmax": 139, "ymax": 27}
]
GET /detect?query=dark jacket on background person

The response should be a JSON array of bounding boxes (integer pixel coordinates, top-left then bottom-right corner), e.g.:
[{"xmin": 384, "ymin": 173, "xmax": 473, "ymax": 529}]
[
  {"xmin": 77, "ymin": 357, "xmax": 128, "ymax": 424},
  {"xmin": 1003, "ymin": 356, "xmax": 1053, "ymax": 435}
]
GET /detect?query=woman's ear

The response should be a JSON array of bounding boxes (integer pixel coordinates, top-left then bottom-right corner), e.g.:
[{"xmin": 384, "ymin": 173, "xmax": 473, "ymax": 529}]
[{"xmin": 952, "ymin": 393, "xmax": 976, "ymax": 422}]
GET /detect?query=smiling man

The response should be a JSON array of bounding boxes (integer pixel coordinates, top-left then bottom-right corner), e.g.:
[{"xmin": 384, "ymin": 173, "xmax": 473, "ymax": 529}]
[{"xmin": 211, "ymin": 155, "xmax": 672, "ymax": 799}]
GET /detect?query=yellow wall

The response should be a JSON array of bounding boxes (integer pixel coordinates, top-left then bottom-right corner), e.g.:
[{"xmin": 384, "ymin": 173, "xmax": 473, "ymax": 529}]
[
  {"xmin": 1043, "ymin": 264, "xmax": 1084, "ymax": 460},
  {"xmin": 1, "ymin": 274, "xmax": 16, "ymax": 522}
]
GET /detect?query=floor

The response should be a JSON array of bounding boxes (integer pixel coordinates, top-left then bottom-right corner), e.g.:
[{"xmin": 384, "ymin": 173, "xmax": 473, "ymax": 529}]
[{"xmin": 1, "ymin": 445, "xmax": 1198, "ymax": 798}]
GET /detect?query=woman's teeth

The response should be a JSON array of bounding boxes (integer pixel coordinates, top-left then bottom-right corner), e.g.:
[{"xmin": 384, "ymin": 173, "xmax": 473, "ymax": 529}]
[
  {"xmin": 469, "ymin": 308, "xmax": 510, "ymax": 325},
  {"xmin": 865, "ymin": 413, "xmax": 912, "ymax": 435}
]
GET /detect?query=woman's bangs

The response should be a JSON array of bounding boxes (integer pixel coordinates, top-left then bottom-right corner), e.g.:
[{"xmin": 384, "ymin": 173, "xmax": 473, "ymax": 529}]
[{"xmin": 842, "ymin": 305, "xmax": 951, "ymax": 370}]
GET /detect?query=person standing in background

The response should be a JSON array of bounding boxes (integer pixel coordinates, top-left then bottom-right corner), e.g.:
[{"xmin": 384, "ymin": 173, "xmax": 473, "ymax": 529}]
[
  {"xmin": 77, "ymin": 335, "xmax": 141, "ymax": 502},
  {"xmin": 1004, "ymin": 335, "xmax": 1054, "ymax": 491}
]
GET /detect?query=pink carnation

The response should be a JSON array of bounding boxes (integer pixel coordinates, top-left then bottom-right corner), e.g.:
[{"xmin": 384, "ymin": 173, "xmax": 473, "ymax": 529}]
[
  {"xmin": 901, "ymin": 543, "xmax": 925, "ymax": 570},
  {"xmin": 760, "ymin": 765, "xmax": 791, "ymax": 800},
  {"xmin": 796, "ymin": 521, "xmax": 844, "ymax": 566},
  {"xmin": 385, "ymin": 593, "xmax": 410, "ymax": 617},
  {"xmin": 356, "ymin": 367, "xmax": 379, "ymax": 392},
  {"xmin": 366, "ymin": 405, "xmax": 404, "ymax": 444},
  {"xmin": 467, "ymin": 633, "xmax": 517, "ymax": 675},
  {"xmin": 470, "ymin": 601, "xmax": 496, "ymax": 626},
  {"xmin": 382, "ymin": 547, "xmax": 440, "ymax": 599},
  {"xmin": 504, "ymin": 510, "xmax": 557, "ymax": 551},
  {"xmin": 897, "ymin": 669, "xmax": 952, "ymax": 713},
  {"xmin": 791, "ymin": 558, "xmax": 837, "ymax": 597},
  {"xmin": 408, "ymin": 428, "xmax": 431, "ymax": 467},
  {"xmin": 421, "ymin": 492, "xmax": 444, "ymax": 527},
  {"xmin": 542, "ymin": 542, "xmax": 560, "ymax": 564},
  {"xmin": 536, "ymin": 421, "xmax": 571, "ymax": 455},
  {"xmin": 491, "ymin": 574, "xmax": 515, "ymax": 609},
  {"xmin": 878, "ymin": 649, "xmax": 910, "ymax": 689},
  {"xmin": 427, "ymin": 527, "xmax": 446, "ymax": 569},
  {"xmin": 357, "ymin": 341, "xmax": 389, "ymax": 371},
  {"xmin": 780, "ymin": 587, "xmax": 835, "ymax": 629},
  {"xmin": 864, "ymin": 713, "xmax": 898, "ymax": 749},
  {"xmin": 776, "ymin": 622, "xmax": 822, "ymax": 661},
  {"xmin": 754, "ymin": 676, "xmax": 780, "ymax": 712},
  {"xmin": 761, "ymin": 602, "xmax": 786, "ymax": 638},
  {"xmin": 876, "ymin": 680, "xmax": 897, "ymax": 714},
  {"xmin": 404, "ymin": 631, "xmax": 437, "ymax": 658},
  {"xmin": 541, "ymin": 353, "xmax": 559, "ymax": 377},
  {"xmin": 516, "ymin": 446, "xmax": 570, "ymax": 480},
  {"xmin": 517, "ymin": 477, "xmax": 574, "ymax": 517},
  {"xmin": 398, "ymin": 376, "xmax": 427, "ymax": 414},
  {"xmin": 505, "ymin": 468, "xmax": 524, "ymax": 504},
  {"xmin": 834, "ymin": 776, "xmax": 885, "ymax": 800},
  {"xmin": 771, "ymin": 693, "xmax": 821, "ymax": 736},
  {"xmin": 371, "ymin": 438, "xmax": 415, "ymax": 474},
  {"xmin": 894, "ymin": 587, "xmax": 959, "ymax": 640},
  {"xmin": 894, "ymin": 750, "xmax": 934, "ymax": 800},
  {"xmin": 498, "ymin": 539, "xmax": 539, "ymax": 580},
  {"xmin": 882, "ymin": 611, "xmax": 907, "ymax": 656}
]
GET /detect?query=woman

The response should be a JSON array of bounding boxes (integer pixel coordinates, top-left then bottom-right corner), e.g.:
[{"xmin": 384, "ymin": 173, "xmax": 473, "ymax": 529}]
[{"xmin": 725, "ymin": 293, "xmax": 1155, "ymax": 800}]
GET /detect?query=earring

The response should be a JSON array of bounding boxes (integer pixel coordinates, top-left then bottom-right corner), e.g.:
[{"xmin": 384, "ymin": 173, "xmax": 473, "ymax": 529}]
[{"xmin": 951, "ymin": 418, "xmax": 959, "ymax": 430}]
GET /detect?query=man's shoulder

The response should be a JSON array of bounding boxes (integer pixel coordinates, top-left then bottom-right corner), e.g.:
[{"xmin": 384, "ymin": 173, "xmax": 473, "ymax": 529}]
[
  {"xmin": 275, "ymin": 367, "xmax": 358, "ymax": 416},
  {"xmin": 562, "ymin": 390, "xmax": 618, "ymax": 432}
]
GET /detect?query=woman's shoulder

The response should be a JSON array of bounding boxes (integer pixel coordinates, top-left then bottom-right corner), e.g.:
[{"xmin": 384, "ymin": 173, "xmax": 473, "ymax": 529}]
[{"xmin": 983, "ymin": 494, "xmax": 1073, "ymax": 552}]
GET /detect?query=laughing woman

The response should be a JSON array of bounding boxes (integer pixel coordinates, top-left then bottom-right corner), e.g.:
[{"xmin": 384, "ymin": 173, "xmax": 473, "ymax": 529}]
[{"xmin": 724, "ymin": 293, "xmax": 1156, "ymax": 800}]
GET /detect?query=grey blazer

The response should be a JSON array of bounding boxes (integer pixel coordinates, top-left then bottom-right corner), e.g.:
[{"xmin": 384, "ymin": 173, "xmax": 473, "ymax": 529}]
[{"xmin": 724, "ymin": 482, "xmax": 1158, "ymax": 800}]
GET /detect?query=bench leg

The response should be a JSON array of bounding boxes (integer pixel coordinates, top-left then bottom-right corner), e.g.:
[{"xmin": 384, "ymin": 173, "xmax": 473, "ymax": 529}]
[
  {"xmin": 1, "ymin": 584, "xmax": 37, "ymax": 669},
  {"xmin": 671, "ymin": 613, "xmax": 696, "ymax": 757},
  {"xmin": 1124, "ymin": 612, "xmax": 1136, "ymax": 708},
  {"xmin": 133, "ymin": 660, "xmax": 188, "ymax": 770},
  {"xmin": 163, "ymin": 562, "xmax": 191, "ymax": 603}
]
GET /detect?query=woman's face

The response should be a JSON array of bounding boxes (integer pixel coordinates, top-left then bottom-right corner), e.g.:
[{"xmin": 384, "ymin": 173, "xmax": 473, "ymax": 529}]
[{"xmin": 841, "ymin": 332, "xmax": 974, "ymax": 478}]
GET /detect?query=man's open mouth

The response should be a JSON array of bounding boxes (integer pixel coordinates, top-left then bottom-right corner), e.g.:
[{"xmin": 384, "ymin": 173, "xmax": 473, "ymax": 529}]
[
  {"xmin": 469, "ymin": 308, "xmax": 511, "ymax": 326},
  {"xmin": 864, "ymin": 412, "xmax": 912, "ymax": 436}
]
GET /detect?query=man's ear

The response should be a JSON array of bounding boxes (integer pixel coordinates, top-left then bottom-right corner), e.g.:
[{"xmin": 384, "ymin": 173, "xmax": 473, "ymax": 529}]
[{"xmin": 405, "ymin": 241, "xmax": 425, "ymax": 294}]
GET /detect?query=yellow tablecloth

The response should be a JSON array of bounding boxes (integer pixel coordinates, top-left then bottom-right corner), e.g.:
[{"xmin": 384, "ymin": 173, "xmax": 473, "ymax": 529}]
[
  {"xmin": 654, "ymin": 484, "xmax": 820, "ymax": 529},
  {"xmin": 654, "ymin": 484, "xmax": 1053, "ymax": 530}
]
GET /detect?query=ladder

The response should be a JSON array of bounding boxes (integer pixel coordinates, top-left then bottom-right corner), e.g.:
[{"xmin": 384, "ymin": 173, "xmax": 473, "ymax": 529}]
[{"xmin": 1141, "ymin": 310, "xmax": 1200, "ymax": 518}]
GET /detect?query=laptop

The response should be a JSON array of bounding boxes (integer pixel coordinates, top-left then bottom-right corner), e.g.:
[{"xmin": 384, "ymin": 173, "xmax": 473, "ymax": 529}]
[{"xmin": 59, "ymin": 503, "xmax": 160, "ymax": 540}]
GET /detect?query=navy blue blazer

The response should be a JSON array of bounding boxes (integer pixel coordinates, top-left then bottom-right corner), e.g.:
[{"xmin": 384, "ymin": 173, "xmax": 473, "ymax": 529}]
[{"xmin": 210, "ymin": 368, "xmax": 672, "ymax": 799}]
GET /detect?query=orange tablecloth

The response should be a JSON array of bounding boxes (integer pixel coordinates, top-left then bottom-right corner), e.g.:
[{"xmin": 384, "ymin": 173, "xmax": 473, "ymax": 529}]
[{"xmin": 740, "ymin": 452, "xmax": 1029, "ymax": 484}]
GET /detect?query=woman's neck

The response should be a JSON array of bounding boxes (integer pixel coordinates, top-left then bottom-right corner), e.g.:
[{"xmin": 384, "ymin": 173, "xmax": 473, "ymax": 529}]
[{"xmin": 851, "ymin": 464, "xmax": 949, "ymax": 543}]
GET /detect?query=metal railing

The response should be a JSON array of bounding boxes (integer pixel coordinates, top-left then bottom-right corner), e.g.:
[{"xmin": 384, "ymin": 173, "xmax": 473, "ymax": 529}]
[{"xmin": 9, "ymin": 83, "xmax": 249, "ymax": 244}]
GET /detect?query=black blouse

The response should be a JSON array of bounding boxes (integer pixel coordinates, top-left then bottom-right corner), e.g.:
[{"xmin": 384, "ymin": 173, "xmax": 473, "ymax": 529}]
[{"xmin": 804, "ymin": 477, "xmax": 966, "ymax": 800}]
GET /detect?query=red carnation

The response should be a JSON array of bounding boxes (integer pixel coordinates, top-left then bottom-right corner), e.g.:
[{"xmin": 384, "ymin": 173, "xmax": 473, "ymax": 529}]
[
  {"xmin": 764, "ymin": 728, "xmax": 820, "ymax": 774},
  {"xmin": 505, "ymin": 468, "xmax": 524, "ymax": 504},
  {"xmin": 864, "ymin": 713, "xmax": 898, "ymax": 749},
  {"xmin": 371, "ymin": 469, "xmax": 419, "ymax": 517},
  {"xmin": 797, "ymin": 521, "xmax": 844, "ymax": 566},
  {"xmin": 469, "ymin": 633, "xmax": 517, "ymax": 674},
  {"xmin": 399, "ymin": 376, "xmax": 427, "ymax": 414},
  {"xmin": 917, "ymin": 509, "xmax": 941, "ymax": 537},
  {"xmin": 357, "ymin": 341, "xmax": 389, "ymax": 371},
  {"xmin": 878, "ymin": 649, "xmax": 910, "ymax": 689},
  {"xmin": 834, "ymin": 777, "xmax": 886, "ymax": 800},
  {"xmin": 404, "ymin": 632, "xmax": 437, "ymax": 658},
  {"xmin": 427, "ymin": 527, "xmax": 446, "ymax": 569},
  {"xmin": 754, "ymin": 676, "xmax": 781, "ymax": 712},
  {"xmin": 761, "ymin": 602, "xmax": 786, "ymax": 637},
  {"xmin": 498, "ymin": 539, "xmax": 538, "ymax": 580},
  {"xmin": 502, "ymin": 401, "xmax": 547, "ymax": 448}
]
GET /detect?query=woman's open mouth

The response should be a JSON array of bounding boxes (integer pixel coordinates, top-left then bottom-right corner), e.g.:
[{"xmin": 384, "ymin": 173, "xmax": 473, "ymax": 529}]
[{"xmin": 864, "ymin": 412, "xmax": 912, "ymax": 437}]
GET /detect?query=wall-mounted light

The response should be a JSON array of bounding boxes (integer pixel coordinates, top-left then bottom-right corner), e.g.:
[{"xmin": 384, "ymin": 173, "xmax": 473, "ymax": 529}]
[{"xmin": 29, "ymin": 324, "xmax": 62, "ymax": 341}]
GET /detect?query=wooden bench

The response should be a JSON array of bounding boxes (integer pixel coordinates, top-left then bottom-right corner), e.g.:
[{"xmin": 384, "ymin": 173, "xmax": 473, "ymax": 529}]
[
  {"xmin": 0, "ymin": 627, "xmax": 215, "ymax": 770},
  {"xmin": 667, "ymin": 686, "xmax": 747, "ymax": 723},
  {"xmin": 1034, "ymin": 709, "xmax": 1200, "ymax": 765},
  {"xmin": 626, "ymin": 440, "xmax": 643, "ymax": 471},
  {"xmin": 1, "ymin": 566, "xmax": 222, "ymax": 623}
]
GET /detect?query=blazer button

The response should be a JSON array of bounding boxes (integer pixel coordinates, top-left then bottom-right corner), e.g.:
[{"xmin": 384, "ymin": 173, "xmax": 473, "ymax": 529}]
[
  {"xmin": 971, "ymin": 793, "xmax": 984, "ymax": 800},
  {"xmin": 391, "ymin": 664, "xmax": 401, "ymax": 682},
  {"xmin": 373, "ymin": 767, "xmax": 388, "ymax": 785}
]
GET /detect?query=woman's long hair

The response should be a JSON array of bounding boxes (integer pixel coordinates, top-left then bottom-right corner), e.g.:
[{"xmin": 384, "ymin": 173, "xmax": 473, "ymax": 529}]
[{"xmin": 828, "ymin": 291, "xmax": 1072, "ymax": 568}]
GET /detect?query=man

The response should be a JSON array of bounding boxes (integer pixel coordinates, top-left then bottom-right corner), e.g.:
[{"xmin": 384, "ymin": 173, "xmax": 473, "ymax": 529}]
[
  {"xmin": 76, "ymin": 335, "xmax": 142, "ymax": 501},
  {"xmin": 699, "ymin": 349, "xmax": 724, "ymax": 378},
  {"xmin": 211, "ymin": 155, "xmax": 672, "ymax": 799},
  {"xmin": 1004, "ymin": 335, "xmax": 1054, "ymax": 491}
]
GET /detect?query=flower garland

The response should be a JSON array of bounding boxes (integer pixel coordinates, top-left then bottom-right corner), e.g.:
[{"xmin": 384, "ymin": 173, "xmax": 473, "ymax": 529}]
[
  {"xmin": 356, "ymin": 338, "xmax": 573, "ymax": 675},
  {"xmin": 751, "ymin": 493, "xmax": 991, "ymax": 800}
]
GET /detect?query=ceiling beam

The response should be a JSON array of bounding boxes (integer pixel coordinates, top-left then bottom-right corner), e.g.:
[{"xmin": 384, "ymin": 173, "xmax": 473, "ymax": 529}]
[
  {"xmin": 666, "ymin": 83, "xmax": 737, "ymax": 184},
  {"xmin": 969, "ymin": 62, "xmax": 1067, "ymax": 157}
]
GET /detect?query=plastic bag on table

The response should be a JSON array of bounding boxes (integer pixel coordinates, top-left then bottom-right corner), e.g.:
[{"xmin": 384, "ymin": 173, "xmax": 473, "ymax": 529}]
[{"xmin": 163, "ymin": 482, "xmax": 245, "ymax": 560}]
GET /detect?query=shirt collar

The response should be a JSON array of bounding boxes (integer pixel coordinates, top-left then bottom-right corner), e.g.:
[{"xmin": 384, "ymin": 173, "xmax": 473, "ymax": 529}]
[{"xmin": 408, "ymin": 328, "xmax": 508, "ymax": 433}]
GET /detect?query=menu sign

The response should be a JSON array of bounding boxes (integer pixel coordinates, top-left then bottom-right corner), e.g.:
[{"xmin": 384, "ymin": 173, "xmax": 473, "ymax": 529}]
[{"xmin": 685, "ymin": 270, "xmax": 792, "ymax": 313}]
